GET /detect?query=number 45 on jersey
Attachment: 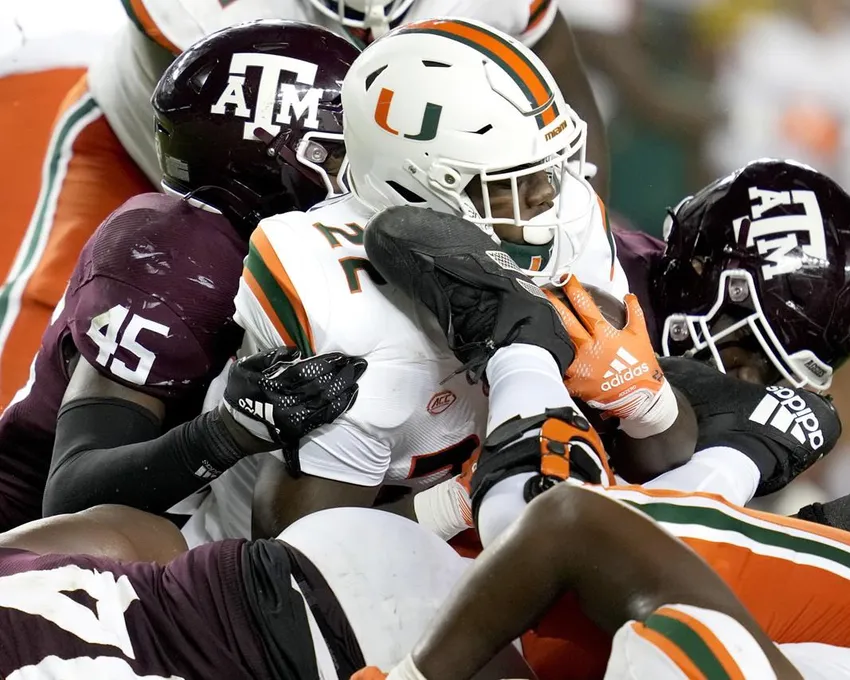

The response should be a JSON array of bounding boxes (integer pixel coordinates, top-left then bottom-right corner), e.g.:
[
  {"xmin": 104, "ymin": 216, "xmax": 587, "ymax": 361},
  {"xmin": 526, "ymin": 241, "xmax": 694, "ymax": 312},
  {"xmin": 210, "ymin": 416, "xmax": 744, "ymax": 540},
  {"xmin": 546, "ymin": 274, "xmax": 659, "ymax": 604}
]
[{"xmin": 87, "ymin": 305, "xmax": 169, "ymax": 385}]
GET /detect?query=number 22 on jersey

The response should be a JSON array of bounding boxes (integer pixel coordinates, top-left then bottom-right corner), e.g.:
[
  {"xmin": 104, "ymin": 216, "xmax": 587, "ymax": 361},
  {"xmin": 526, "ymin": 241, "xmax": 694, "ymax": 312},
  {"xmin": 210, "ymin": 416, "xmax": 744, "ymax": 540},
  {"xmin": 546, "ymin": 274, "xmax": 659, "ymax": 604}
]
[{"xmin": 313, "ymin": 222, "xmax": 386, "ymax": 294}]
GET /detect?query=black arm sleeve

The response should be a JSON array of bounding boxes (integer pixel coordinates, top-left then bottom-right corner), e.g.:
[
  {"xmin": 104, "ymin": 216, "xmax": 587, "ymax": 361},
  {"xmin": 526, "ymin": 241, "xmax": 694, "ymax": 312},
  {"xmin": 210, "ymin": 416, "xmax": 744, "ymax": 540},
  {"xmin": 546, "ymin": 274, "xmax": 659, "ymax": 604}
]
[{"xmin": 43, "ymin": 398, "xmax": 248, "ymax": 517}]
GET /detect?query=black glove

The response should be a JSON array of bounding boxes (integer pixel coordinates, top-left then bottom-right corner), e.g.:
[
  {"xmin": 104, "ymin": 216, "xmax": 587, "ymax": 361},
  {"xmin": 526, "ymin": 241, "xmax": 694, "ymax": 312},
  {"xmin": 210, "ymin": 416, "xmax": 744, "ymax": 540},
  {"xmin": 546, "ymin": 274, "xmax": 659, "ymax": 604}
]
[
  {"xmin": 223, "ymin": 347, "xmax": 367, "ymax": 447},
  {"xmin": 796, "ymin": 494, "xmax": 850, "ymax": 531},
  {"xmin": 660, "ymin": 356, "xmax": 841, "ymax": 496}
]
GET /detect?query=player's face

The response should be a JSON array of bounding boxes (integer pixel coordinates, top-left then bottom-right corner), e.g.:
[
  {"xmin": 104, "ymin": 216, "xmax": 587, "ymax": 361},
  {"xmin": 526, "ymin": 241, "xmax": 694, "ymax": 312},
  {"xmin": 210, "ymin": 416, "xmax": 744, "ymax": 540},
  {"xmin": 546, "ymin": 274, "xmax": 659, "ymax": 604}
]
[
  {"xmin": 707, "ymin": 315, "xmax": 780, "ymax": 386},
  {"xmin": 326, "ymin": 150, "xmax": 345, "ymax": 191},
  {"xmin": 465, "ymin": 170, "xmax": 556, "ymax": 243}
]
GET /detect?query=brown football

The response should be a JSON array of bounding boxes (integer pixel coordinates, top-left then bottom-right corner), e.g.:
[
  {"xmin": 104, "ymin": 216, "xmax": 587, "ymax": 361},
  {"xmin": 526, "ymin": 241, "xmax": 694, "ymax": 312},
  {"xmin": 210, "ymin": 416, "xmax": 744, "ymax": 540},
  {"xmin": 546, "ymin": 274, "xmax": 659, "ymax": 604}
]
[{"xmin": 545, "ymin": 282, "xmax": 628, "ymax": 330}]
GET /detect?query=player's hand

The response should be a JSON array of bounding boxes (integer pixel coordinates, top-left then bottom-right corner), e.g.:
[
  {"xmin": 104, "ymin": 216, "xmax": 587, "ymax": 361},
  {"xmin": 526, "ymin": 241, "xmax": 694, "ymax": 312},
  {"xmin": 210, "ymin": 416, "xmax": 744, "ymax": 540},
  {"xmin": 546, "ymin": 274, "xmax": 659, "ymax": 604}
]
[
  {"xmin": 661, "ymin": 356, "xmax": 841, "ymax": 496},
  {"xmin": 471, "ymin": 406, "xmax": 614, "ymax": 521},
  {"xmin": 350, "ymin": 668, "xmax": 387, "ymax": 680},
  {"xmin": 413, "ymin": 451, "xmax": 478, "ymax": 541},
  {"xmin": 546, "ymin": 276, "xmax": 677, "ymax": 439},
  {"xmin": 222, "ymin": 347, "xmax": 367, "ymax": 445}
]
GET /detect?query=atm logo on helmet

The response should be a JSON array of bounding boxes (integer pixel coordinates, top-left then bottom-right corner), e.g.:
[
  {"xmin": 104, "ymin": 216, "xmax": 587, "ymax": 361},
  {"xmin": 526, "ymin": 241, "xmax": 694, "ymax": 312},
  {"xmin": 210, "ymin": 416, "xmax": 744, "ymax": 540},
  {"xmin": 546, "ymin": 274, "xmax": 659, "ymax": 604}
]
[
  {"xmin": 210, "ymin": 53, "xmax": 324, "ymax": 141},
  {"xmin": 373, "ymin": 87, "xmax": 444, "ymax": 141},
  {"xmin": 732, "ymin": 187, "xmax": 828, "ymax": 281}
]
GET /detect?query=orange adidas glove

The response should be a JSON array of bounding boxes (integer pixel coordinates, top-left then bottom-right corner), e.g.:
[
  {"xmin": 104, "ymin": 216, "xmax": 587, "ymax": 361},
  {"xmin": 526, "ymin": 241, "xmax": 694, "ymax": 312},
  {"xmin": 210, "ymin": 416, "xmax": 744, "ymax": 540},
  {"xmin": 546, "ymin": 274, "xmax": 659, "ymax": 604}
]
[
  {"xmin": 351, "ymin": 668, "xmax": 388, "ymax": 680},
  {"xmin": 545, "ymin": 276, "xmax": 678, "ymax": 439}
]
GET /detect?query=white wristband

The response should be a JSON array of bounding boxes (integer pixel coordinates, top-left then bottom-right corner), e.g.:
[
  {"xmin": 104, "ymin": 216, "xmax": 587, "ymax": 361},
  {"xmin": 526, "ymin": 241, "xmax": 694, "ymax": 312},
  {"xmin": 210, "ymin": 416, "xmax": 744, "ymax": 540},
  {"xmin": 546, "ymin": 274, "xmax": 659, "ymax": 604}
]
[
  {"xmin": 618, "ymin": 380, "xmax": 679, "ymax": 439},
  {"xmin": 222, "ymin": 399, "xmax": 275, "ymax": 442},
  {"xmin": 387, "ymin": 655, "xmax": 428, "ymax": 680},
  {"xmin": 413, "ymin": 476, "xmax": 473, "ymax": 541}
]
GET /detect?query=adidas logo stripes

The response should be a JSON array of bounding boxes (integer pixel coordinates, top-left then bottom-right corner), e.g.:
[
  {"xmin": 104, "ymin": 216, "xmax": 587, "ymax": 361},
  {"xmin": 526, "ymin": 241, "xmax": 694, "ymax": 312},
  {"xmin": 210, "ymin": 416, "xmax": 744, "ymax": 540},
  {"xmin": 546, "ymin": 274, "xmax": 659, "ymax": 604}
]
[
  {"xmin": 604, "ymin": 348, "xmax": 640, "ymax": 379},
  {"xmin": 748, "ymin": 386, "xmax": 824, "ymax": 450},
  {"xmin": 239, "ymin": 397, "xmax": 275, "ymax": 424},
  {"xmin": 601, "ymin": 347, "xmax": 650, "ymax": 391}
]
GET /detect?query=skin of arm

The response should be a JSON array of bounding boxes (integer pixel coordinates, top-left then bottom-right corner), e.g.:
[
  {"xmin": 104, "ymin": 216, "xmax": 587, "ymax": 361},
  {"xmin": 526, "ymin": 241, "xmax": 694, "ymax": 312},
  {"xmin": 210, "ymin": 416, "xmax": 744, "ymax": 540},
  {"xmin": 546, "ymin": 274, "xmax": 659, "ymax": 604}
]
[
  {"xmin": 251, "ymin": 455, "xmax": 380, "ymax": 538},
  {"xmin": 0, "ymin": 505, "xmax": 187, "ymax": 565},
  {"xmin": 410, "ymin": 482, "xmax": 801, "ymax": 680},
  {"xmin": 609, "ymin": 386, "xmax": 698, "ymax": 482}
]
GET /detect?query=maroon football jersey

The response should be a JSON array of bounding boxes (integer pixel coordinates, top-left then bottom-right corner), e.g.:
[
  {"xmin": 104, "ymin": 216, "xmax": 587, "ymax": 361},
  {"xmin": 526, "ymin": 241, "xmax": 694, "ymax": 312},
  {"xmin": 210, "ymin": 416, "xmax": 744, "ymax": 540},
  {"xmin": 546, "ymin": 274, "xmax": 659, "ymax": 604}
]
[
  {"xmin": 612, "ymin": 226, "xmax": 665, "ymax": 349},
  {"xmin": 0, "ymin": 194, "xmax": 246, "ymax": 529},
  {"xmin": 0, "ymin": 541, "xmax": 273, "ymax": 679}
]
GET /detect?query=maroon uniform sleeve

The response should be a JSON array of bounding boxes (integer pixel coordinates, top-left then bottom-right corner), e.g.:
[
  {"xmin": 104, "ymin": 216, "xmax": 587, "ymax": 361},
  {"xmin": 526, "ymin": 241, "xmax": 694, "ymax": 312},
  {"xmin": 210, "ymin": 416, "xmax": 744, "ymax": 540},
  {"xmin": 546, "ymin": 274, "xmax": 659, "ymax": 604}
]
[
  {"xmin": 67, "ymin": 276, "xmax": 211, "ymax": 398},
  {"xmin": 612, "ymin": 225, "xmax": 666, "ymax": 350},
  {"xmin": 64, "ymin": 193, "xmax": 246, "ymax": 401},
  {"xmin": 0, "ymin": 542, "xmax": 273, "ymax": 680}
]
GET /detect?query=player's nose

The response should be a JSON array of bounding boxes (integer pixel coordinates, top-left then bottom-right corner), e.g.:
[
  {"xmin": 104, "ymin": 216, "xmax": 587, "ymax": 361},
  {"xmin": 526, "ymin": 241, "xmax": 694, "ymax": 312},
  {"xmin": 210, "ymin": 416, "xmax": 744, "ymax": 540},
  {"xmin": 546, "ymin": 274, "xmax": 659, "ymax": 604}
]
[{"xmin": 522, "ymin": 172, "xmax": 555, "ymax": 218}]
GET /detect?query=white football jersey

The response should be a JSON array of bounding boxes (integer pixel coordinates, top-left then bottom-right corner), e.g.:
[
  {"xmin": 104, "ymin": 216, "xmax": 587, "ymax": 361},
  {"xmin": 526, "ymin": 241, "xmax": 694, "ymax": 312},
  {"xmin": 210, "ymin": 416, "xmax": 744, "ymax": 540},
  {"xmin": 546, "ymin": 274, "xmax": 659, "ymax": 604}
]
[
  {"xmin": 542, "ymin": 192, "xmax": 630, "ymax": 300},
  {"xmin": 179, "ymin": 194, "xmax": 487, "ymax": 546},
  {"xmin": 1, "ymin": 0, "xmax": 124, "ymax": 76},
  {"xmin": 235, "ymin": 193, "xmax": 487, "ymax": 487},
  {"xmin": 116, "ymin": 0, "xmax": 556, "ymax": 54}
]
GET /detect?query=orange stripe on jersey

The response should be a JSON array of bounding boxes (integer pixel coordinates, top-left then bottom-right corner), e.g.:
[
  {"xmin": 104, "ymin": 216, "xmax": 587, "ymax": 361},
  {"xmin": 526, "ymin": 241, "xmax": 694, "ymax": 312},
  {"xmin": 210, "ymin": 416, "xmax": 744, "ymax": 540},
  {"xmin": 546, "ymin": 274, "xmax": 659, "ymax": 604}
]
[
  {"xmin": 526, "ymin": 0, "xmax": 553, "ymax": 32},
  {"xmin": 609, "ymin": 485, "xmax": 850, "ymax": 646},
  {"xmin": 124, "ymin": 0, "xmax": 180, "ymax": 54},
  {"xmin": 630, "ymin": 622, "xmax": 707, "ymax": 679},
  {"xmin": 0, "ymin": 79, "xmax": 154, "ymax": 406},
  {"xmin": 242, "ymin": 267, "xmax": 297, "ymax": 349},
  {"xmin": 655, "ymin": 607, "xmax": 745, "ymax": 680},
  {"xmin": 56, "ymin": 77, "xmax": 89, "ymax": 118},
  {"xmin": 244, "ymin": 228, "xmax": 315, "ymax": 356},
  {"xmin": 681, "ymin": 535, "xmax": 850, "ymax": 646},
  {"xmin": 397, "ymin": 19, "xmax": 558, "ymax": 129},
  {"xmin": 615, "ymin": 484, "xmax": 850, "ymax": 548}
]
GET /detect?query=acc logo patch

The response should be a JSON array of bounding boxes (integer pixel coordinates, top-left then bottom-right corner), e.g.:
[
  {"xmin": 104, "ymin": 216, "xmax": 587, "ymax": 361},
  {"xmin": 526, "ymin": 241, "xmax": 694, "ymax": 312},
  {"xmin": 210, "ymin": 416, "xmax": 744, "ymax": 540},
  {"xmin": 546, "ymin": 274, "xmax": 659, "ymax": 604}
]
[{"xmin": 427, "ymin": 390, "xmax": 457, "ymax": 415}]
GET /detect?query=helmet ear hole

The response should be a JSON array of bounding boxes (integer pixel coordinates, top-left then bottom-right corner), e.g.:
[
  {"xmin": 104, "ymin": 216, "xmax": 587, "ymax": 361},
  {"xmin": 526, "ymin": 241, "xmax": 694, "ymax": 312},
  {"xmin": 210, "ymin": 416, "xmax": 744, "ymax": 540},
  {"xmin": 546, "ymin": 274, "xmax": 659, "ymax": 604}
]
[{"xmin": 387, "ymin": 180, "xmax": 426, "ymax": 203}]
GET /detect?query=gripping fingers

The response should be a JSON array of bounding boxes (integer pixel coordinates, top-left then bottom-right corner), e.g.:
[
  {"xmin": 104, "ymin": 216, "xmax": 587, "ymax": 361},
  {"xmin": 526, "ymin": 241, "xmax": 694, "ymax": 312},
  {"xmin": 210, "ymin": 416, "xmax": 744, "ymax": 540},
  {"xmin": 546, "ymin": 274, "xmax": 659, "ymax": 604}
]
[
  {"xmin": 623, "ymin": 293, "xmax": 650, "ymax": 335},
  {"xmin": 544, "ymin": 288, "xmax": 592, "ymax": 344},
  {"xmin": 564, "ymin": 275, "xmax": 606, "ymax": 332},
  {"xmin": 275, "ymin": 351, "xmax": 354, "ymax": 388},
  {"xmin": 302, "ymin": 385, "xmax": 360, "ymax": 431},
  {"xmin": 241, "ymin": 347, "xmax": 301, "ymax": 375}
]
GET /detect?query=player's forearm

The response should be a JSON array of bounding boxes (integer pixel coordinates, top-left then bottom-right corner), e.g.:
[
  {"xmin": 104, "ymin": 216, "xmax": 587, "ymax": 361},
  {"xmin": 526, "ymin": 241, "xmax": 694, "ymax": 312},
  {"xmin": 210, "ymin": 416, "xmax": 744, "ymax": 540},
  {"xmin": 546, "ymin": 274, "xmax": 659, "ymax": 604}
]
[
  {"xmin": 410, "ymin": 482, "xmax": 577, "ymax": 679},
  {"xmin": 611, "ymin": 387, "xmax": 697, "ymax": 482},
  {"xmin": 44, "ymin": 400, "xmax": 270, "ymax": 517}
]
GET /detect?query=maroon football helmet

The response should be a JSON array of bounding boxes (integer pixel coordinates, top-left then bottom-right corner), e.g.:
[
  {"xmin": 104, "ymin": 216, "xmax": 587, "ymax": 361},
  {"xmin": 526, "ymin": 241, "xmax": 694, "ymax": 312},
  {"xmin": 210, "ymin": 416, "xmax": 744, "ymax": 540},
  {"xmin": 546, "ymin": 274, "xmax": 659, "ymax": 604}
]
[
  {"xmin": 152, "ymin": 20, "xmax": 360, "ymax": 236},
  {"xmin": 651, "ymin": 159, "xmax": 850, "ymax": 390}
]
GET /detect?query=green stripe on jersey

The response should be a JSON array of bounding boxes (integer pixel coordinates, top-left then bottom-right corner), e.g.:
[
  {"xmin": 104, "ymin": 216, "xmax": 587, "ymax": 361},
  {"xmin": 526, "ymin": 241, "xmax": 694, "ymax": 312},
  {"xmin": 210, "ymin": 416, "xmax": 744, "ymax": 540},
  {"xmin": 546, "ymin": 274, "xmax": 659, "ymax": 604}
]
[
  {"xmin": 243, "ymin": 243, "xmax": 314, "ymax": 357},
  {"xmin": 645, "ymin": 613, "xmax": 732, "ymax": 680},
  {"xmin": 627, "ymin": 500, "xmax": 850, "ymax": 571},
  {"xmin": 0, "ymin": 94, "xmax": 98, "ymax": 331}
]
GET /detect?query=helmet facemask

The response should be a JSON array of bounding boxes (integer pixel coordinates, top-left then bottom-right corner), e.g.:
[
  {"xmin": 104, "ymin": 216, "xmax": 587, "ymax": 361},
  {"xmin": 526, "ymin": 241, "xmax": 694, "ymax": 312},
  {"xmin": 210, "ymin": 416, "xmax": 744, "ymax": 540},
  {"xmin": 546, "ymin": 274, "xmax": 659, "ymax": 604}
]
[
  {"xmin": 341, "ymin": 18, "xmax": 601, "ymax": 285},
  {"xmin": 378, "ymin": 110, "xmax": 595, "ymax": 285},
  {"xmin": 662, "ymin": 269, "xmax": 834, "ymax": 390},
  {"xmin": 306, "ymin": 0, "xmax": 415, "ymax": 38}
]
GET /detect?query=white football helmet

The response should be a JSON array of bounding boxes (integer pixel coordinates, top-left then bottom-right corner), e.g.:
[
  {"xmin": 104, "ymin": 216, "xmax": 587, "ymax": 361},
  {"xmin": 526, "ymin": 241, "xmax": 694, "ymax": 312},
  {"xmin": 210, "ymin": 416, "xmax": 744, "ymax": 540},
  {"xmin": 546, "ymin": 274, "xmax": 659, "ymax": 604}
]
[
  {"xmin": 340, "ymin": 17, "xmax": 596, "ymax": 285},
  {"xmin": 305, "ymin": 0, "xmax": 416, "ymax": 39}
]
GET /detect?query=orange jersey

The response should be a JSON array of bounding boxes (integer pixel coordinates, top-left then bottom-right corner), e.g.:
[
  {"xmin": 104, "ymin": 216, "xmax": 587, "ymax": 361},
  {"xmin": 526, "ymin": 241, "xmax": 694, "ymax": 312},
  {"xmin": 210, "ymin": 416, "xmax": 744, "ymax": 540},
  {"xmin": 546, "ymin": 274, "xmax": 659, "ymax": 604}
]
[
  {"xmin": 0, "ymin": 73, "xmax": 154, "ymax": 407},
  {"xmin": 455, "ymin": 484, "xmax": 850, "ymax": 680}
]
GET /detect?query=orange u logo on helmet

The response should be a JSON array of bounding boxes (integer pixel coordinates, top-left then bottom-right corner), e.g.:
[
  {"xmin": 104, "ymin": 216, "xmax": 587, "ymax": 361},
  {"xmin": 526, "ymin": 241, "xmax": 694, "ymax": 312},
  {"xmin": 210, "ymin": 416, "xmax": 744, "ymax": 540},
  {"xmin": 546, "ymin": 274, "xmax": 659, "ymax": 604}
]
[{"xmin": 373, "ymin": 88, "xmax": 444, "ymax": 142}]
